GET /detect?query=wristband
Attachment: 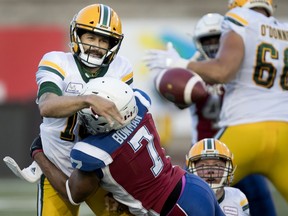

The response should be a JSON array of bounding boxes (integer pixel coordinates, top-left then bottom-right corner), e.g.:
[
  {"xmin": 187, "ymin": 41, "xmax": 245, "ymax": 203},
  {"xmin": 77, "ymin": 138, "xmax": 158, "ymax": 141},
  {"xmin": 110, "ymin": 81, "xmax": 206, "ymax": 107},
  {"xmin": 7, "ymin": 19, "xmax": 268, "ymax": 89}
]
[
  {"xmin": 66, "ymin": 180, "xmax": 80, "ymax": 205},
  {"xmin": 31, "ymin": 149, "xmax": 43, "ymax": 159}
]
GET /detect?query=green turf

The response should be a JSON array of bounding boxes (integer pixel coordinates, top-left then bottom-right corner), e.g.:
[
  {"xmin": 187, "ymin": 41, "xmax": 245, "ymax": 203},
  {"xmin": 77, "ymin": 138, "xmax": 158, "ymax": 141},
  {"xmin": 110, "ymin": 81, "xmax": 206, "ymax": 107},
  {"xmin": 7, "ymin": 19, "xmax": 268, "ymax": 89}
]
[
  {"xmin": 0, "ymin": 178, "xmax": 286, "ymax": 215},
  {"xmin": 0, "ymin": 178, "xmax": 93, "ymax": 216}
]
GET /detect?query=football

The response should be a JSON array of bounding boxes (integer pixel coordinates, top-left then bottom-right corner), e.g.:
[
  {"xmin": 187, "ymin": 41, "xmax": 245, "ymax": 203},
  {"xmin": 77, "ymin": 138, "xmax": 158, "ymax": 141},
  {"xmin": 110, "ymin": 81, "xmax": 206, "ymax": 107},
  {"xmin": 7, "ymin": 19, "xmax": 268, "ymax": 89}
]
[{"xmin": 154, "ymin": 67, "xmax": 208, "ymax": 107}]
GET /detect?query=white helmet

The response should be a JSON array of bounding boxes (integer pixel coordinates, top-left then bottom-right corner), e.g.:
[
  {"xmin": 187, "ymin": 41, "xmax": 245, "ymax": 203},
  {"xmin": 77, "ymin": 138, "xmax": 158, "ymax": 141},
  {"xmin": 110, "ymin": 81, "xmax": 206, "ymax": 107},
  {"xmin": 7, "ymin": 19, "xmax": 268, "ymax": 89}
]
[
  {"xmin": 193, "ymin": 13, "xmax": 223, "ymax": 60},
  {"xmin": 78, "ymin": 77, "xmax": 138, "ymax": 135}
]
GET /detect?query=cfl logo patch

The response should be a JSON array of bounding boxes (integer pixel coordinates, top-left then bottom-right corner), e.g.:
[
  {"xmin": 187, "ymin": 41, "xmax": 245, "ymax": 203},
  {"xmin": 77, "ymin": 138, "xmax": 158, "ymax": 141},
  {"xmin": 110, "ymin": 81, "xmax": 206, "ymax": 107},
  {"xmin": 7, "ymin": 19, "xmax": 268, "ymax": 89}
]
[{"xmin": 66, "ymin": 82, "xmax": 83, "ymax": 94}]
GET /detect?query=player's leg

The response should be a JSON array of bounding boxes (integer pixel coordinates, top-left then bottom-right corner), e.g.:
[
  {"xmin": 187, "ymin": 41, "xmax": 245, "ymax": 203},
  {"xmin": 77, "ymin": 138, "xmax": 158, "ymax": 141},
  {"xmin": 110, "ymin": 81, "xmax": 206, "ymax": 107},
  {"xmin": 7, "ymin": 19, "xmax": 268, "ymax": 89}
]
[
  {"xmin": 37, "ymin": 175, "xmax": 80, "ymax": 216},
  {"xmin": 268, "ymin": 121, "xmax": 288, "ymax": 203},
  {"xmin": 234, "ymin": 174, "xmax": 276, "ymax": 216},
  {"xmin": 215, "ymin": 124, "xmax": 277, "ymax": 216},
  {"xmin": 168, "ymin": 173, "xmax": 224, "ymax": 216},
  {"xmin": 85, "ymin": 187, "xmax": 107, "ymax": 215}
]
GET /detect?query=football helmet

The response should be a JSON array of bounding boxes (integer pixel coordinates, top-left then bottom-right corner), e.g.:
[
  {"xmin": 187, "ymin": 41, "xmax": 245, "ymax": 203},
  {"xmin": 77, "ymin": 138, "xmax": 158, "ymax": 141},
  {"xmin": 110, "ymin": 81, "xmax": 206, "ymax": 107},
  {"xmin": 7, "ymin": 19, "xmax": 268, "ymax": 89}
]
[
  {"xmin": 70, "ymin": 4, "xmax": 123, "ymax": 68},
  {"xmin": 78, "ymin": 77, "xmax": 138, "ymax": 135},
  {"xmin": 228, "ymin": 0, "xmax": 273, "ymax": 16},
  {"xmin": 186, "ymin": 138, "xmax": 235, "ymax": 193},
  {"xmin": 193, "ymin": 13, "xmax": 223, "ymax": 60}
]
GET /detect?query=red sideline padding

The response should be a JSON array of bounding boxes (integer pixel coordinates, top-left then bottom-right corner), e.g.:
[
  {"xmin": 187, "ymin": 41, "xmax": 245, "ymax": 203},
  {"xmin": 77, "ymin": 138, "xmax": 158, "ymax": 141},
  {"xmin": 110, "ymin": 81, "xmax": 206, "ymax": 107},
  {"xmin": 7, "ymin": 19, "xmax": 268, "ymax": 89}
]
[{"xmin": 0, "ymin": 26, "xmax": 67, "ymax": 102}]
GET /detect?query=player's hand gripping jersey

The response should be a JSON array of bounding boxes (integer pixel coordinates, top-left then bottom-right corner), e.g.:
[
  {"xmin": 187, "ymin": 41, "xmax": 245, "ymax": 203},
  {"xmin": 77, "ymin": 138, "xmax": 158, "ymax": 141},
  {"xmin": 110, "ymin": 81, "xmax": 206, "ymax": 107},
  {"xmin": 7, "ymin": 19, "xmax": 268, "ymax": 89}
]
[
  {"xmin": 36, "ymin": 51, "xmax": 133, "ymax": 176},
  {"xmin": 70, "ymin": 89, "xmax": 185, "ymax": 215},
  {"xmin": 219, "ymin": 7, "xmax": 288, "ymax": 127}
]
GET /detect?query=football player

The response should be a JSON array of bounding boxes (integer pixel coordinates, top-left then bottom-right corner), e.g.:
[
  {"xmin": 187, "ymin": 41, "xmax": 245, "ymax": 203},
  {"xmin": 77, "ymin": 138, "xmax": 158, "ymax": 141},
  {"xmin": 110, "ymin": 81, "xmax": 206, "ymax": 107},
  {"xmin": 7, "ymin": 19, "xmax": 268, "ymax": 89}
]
[
  {"xmin": 30, "ymin": 4, "xmax": 133, "ymax": 216},
  {"xmin": 33, "ymin": 77, "xmax": 225, "ymax": 216},
  {"xmin": 145, "ymin": 0, "xmax": 288, "ymax": 213},
  {"xmin": 189, "ymin": 12, "xmax": 277, "ymax": 216},
  {"xmin": 186, "ymin": 138, "xmax": 250, "ymax": 215},
  {"xmin": 145, "ymin": 11, "xmax": 277, "ymax": 216}
]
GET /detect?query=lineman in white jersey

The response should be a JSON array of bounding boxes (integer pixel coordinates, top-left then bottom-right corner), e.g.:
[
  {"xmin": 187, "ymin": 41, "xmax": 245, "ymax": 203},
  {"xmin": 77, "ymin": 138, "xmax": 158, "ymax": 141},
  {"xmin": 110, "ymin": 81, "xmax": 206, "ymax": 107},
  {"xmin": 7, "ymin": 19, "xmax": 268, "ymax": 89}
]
[
  {"xmin": 187, "ymin": 12, "xmax": 276, "ymax": 216},
  {"xmin": 187, "ymin": 138, "xmax": 250, "ymax": 215},
  {"xmin": 30, "ymin": 4, "xmax": 133, "ymax": 216},
  {"xmin": 144, "ymin": 11, "xmax": 276, "ymax": 215},
  {"xmin": 217, "ymin": 5, "xmax": 287, "ymax": 127},
  {"xmin": 145, "ymin": 0, "xmax": 288, "ymax": 208}
]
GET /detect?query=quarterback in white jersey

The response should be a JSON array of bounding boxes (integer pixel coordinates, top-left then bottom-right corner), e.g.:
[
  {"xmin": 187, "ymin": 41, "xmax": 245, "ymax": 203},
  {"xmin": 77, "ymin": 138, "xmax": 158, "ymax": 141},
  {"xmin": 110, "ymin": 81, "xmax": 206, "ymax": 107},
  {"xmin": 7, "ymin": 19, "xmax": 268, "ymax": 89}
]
[
  {"xmin": 187, "ymin": 138, "xmax": 250, "ymax": 216},
  {"xmin": 37, "ymin": 51, "xmax": 133, "ymax": 176},
  {"xmin": 32, "ymin": 4, "xmax": 134, "ymax": 216}
]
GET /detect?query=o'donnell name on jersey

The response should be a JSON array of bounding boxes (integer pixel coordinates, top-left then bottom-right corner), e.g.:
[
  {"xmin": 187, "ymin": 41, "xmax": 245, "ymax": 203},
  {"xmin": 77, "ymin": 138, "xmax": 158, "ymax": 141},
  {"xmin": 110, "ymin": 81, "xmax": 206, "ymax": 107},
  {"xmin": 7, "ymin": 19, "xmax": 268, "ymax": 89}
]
[
  {"xmin": 112, "ymin": 115, "xmax": 143, "ymax": 144},
  {"xmin": 261, "ymin": 24, "xmax": 288, "ymax": 41}
]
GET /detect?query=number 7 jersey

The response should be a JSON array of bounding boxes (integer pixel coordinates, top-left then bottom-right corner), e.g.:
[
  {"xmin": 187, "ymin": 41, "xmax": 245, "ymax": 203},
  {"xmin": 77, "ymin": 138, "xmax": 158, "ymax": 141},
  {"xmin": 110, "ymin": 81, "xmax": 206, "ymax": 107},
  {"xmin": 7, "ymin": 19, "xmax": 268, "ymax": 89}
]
[
  {"xmin": 219, "ymin": 7, "xmax": 288, "ymax": 127},
  {"xmin": 70, "ymin": 89, "xmax": 185, "ymax": 215}
]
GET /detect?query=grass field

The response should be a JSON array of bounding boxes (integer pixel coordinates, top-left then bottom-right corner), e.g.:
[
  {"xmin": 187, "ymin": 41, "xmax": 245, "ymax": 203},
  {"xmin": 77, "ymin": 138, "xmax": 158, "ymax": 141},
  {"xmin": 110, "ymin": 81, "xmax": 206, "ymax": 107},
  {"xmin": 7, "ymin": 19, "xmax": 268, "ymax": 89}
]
[{"xmin": 0, "ymin": 178, "xmax": 287, "ymax": 216}]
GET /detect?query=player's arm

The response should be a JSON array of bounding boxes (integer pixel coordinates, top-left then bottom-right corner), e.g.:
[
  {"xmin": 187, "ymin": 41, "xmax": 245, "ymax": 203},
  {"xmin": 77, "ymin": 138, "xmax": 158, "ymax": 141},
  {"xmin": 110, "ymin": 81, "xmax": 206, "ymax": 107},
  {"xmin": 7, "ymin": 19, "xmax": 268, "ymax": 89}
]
[
  {"xmin": 33, "ymin": 152, "xmax": 68, "ymax": 199},
  {"xmin": 34, "ymin": 151, "xmax": 100, "ymax": 204},
  {"xmin": 38, "ymin": 90, "xmax": 124, "ymax": 125},
  {"xmin": 186, "ymin": 30, "xmax": 244, "ymax": 84},
  {"xmin": 144, "ymin": 31, "xmax": 244, "ymax": 84},
  {"xmin": 68, "ymin": 167, "xmax": 100, "ymax": 204}
]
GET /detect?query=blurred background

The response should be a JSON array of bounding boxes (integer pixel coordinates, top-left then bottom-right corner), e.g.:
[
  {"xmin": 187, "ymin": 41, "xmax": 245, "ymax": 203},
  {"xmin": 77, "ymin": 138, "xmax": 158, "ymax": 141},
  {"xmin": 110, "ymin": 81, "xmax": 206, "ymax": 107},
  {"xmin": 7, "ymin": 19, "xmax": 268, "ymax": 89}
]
[{"xmin": 0, "ymin": 0, "xmax": 287, "ymax": 215}]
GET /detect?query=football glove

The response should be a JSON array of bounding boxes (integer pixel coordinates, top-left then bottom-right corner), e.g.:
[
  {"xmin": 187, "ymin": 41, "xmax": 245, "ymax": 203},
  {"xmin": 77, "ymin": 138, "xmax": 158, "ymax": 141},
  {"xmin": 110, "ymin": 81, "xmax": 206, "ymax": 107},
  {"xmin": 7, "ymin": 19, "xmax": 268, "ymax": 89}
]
[
  {"xmin": 144, "ymin": 42, "xmax": 189, "ymax": 72},
  {"xmin": 3, "ymin": 157, "xmax": 43, "ymax": 183},
  {"xmin": 30, "ymin": 135, "xmax": 43, "ymax": 159}
]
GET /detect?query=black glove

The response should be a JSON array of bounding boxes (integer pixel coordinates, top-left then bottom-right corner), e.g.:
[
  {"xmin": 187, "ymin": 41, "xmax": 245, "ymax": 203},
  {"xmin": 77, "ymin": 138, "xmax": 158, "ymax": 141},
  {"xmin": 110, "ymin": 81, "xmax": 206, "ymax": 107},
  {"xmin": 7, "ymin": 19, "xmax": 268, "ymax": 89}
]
[{"xmin": 30, "ymin": 135, "xmax": 43, "ymax": 159}]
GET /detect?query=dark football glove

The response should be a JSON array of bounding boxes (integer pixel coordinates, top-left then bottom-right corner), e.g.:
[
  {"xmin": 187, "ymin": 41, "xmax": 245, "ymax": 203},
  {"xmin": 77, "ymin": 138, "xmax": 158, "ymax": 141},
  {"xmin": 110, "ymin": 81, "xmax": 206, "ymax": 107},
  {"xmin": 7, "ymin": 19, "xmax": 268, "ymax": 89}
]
[{"xmin": 30, "ymin": 135, "xmax": 43, "ymax": 159}]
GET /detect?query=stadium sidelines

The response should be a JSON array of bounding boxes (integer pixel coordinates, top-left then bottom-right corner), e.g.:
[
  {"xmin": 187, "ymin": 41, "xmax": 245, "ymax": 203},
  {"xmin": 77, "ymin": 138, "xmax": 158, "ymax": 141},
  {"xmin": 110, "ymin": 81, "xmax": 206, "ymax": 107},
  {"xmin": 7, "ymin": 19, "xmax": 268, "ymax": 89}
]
[
  {"xmin": 0, "ymin": 178, "xmax": 286, "ymax": 215},
  {"xmin": 0, "ymin": 178, "xmax": 93, "ymax": 216}
]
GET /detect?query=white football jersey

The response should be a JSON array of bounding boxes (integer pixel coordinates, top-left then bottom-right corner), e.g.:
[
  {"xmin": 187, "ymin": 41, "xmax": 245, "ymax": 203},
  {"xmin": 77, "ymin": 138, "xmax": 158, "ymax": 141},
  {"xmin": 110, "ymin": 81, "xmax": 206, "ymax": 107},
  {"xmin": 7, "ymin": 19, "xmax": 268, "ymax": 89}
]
[
  {"xmin": 36, "ymin": 51, "xmax": 133, "ymax": 176},
  {"xmin": 219, "ymin": 187, "xmax": 250, "ymax": 216},
  {"xmin": 219, "ymin": 7, "xmax": 288, "ymax": 127}
]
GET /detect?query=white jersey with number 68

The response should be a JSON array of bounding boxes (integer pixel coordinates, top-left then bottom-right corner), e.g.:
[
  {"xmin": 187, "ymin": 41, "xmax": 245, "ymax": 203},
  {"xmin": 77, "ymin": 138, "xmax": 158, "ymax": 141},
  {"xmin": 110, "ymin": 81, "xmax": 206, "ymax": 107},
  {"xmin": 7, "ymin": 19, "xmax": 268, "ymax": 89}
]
[{"xmin": 219, "ymin": 7, "xmax": 288, "ymax": 127}]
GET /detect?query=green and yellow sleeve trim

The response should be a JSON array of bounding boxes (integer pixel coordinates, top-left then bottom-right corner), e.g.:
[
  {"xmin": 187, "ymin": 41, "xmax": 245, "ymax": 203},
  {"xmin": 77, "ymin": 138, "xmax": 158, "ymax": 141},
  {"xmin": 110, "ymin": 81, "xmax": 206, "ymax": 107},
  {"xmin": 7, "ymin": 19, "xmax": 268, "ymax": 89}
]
[
  {"xmin": 225, "ymin": 12, "xmax": 248, "ymax": 27},
  {"xmin": 38, "ymin": 60, "xmax": 66, "ymax": 80},
  {"xmin": 38, "ymin": 81, "xmax": 62, "ymax": 99},
  {"xmin": 122, "ymin": 71, "xmax": 133, "ymax": 85}
]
